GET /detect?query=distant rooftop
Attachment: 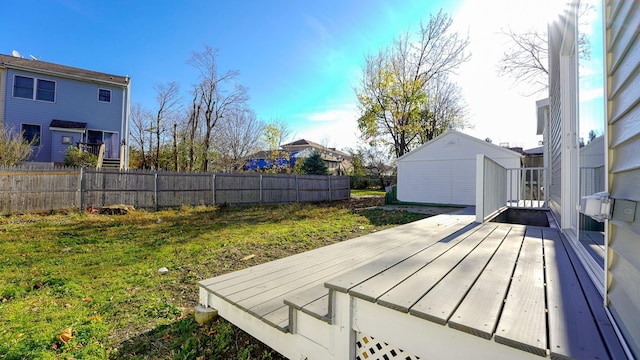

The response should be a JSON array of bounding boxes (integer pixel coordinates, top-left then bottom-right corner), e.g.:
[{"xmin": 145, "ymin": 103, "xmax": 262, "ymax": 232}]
[
  {"xmin": 281, "ymin": 139, "xmax": 350, "ymax": 157},
  {"xmin": 0, "ymin": 53, "xmax": 129, "ymax": 86}
]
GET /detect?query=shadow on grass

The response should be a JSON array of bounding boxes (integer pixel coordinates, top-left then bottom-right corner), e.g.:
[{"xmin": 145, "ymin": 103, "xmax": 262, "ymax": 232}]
[
  {"xmin": 112, "ymin": 316, "xmax": 285, "ymax": 360},
  {"xmin": 355, "ymin": 208, "xmax": 431, "ymax": 226}
]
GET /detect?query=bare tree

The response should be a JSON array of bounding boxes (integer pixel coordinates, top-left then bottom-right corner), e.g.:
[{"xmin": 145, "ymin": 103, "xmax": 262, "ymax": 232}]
[
  {"xmin": 183, "ymin": 86, "xmax": 203, "ymax": 171},
  {"xmin": 356, "ymin": 10, "xmax": 470, "ymax": 158},
  {"xmin": 188, "ymin": 45, "xmax": 249, "ymax": 171},
  {"xmin": 419, "ymin": 73, "xmax": 469, "ymax": 143},
  {"xmin": 152, "ymin": 81, "xmax": 181, "ymax": 169},
  {"xmin": 498, "ymin": 3, "xmax": 593, "ymax": 95},
  {"xmin": 212, "ymin": 109, "xmax": 265, "ymax": 172},
  {"xmin": 129, "ymin": 102, "xmax": 152, "ymax": 169},
  {"xmin": 497, "ymin": 28, "xmax": 549, "ymax": 94}
]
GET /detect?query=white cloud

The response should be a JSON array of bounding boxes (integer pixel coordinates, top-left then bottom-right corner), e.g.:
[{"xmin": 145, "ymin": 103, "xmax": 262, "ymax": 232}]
[{"xmin": 292, "ymin": 103, "xmax": 361, "ymax": 150}]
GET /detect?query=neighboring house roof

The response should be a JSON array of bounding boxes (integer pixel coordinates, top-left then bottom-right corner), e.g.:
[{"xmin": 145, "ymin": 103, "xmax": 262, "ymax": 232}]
[
  {"xmin": 398, "ymin": 130, "xmax": 523, "ymax": 162},
  {"xmin": 245, "ymin": 150, "xmax": 289, "ymax": 160},
  {"xmin": 524, "ymin": 146, "xmax": 544, "ymax": 156},
  {"xmin": 281, "ymin": 139, "xmax": 351, "ymax": 159},
  {"xmin": 0, "ymin": 53, "xmax": 129, "ymax": 87}
]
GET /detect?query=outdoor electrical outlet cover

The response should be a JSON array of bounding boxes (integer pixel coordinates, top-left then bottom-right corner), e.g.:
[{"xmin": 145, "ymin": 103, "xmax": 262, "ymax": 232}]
[{"xmin": 612, "ymin": 199, "xmax": 637, "ymax": 223}]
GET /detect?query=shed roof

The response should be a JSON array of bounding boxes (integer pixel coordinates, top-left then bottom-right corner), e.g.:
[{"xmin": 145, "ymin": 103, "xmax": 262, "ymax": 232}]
[
  {"xmin": 398, "ymin": 130, "xmax": 523, "ymax": 162},
  {"xmin": 0, "ymin": 54, "xmax": 129, "ymax": 87}
]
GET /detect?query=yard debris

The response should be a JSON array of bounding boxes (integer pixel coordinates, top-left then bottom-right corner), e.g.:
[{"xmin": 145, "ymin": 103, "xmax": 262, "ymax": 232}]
[
  {"xmin": 241, "ymin": 254, "xmax": 256, "ymax": 261},
  {"xmin": 57, "ymin": 327, "xmax": 73, "ymax": 344},
  {"xmin": 99, "ymin": 204, "xmax": 135, "ymax": 215},
  {"xmin": 158, "ymin": 267, "xmax": 169, "ymax": 275}
]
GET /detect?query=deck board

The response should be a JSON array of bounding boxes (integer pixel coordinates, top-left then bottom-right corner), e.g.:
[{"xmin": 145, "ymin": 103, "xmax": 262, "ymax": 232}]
[
  {"xmin": 560, "ymin": 230, "xmax": 627, "ymax": 359},
  {"xmin": 409, "ymin": 225, "xmax": 511, "ymax": 324},
  {"xmin": 324, "ymin": 220, "xmax": 477, "ymax": 293},
  {"xmin": 494, "ymin": 227, "xmax": 547, "ymax": 356},
  {"xmin": 345, "ymin": 224, "xmax": 479, "ymax": 302},
  {"xmin": 447, "ymin": 225, "xmax": 525, "ymax": 339},
  {"xmin": 543, "ymin": 229, "xmax": 610, "ymax": 359},
  {"xmin": 375, "ymin": 224, "xmax": 498, "ymax": 312}
]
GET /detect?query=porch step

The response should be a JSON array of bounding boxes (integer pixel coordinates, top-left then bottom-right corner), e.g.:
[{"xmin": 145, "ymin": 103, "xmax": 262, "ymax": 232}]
[{"xmin": 100, "ymin": 158, "xmax": 120, "ymax": 169}]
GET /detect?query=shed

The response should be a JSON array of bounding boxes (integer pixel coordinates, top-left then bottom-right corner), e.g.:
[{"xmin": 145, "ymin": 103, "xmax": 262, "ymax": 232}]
[{"xmin": 397, "ymin": 130, "xmax": 522, "ymax": 206}]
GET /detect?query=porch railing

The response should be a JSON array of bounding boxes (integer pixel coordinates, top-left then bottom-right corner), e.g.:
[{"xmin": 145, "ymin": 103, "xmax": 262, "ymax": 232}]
[
  {"xmin": 77, "ymin": 142, "xmax": 102, "ymax": 157},
  {"xmin": 506, "ymin": 166, "xmax": 547, "ymax": 209},
  {"xmin": 476, "ymin": 154, "xmax": 548, "ymax": 223},
  {"xmin": 476, "ymin": 154, "xmax": 508, "ymax": 223}
]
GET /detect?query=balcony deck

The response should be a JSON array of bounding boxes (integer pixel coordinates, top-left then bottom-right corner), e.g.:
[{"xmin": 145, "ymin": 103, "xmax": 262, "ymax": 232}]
[{"xmin": 198, "ymin": 212, "xmax": 625, "ymax": 359}]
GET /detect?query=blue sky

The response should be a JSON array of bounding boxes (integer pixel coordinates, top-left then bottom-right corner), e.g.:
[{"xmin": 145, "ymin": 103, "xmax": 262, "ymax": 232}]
[{"xmin": 4, "ymin": 0, "xmax": 557, "ymax": 150}]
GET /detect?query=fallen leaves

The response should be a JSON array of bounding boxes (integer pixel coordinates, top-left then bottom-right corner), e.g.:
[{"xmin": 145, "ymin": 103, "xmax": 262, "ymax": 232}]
[
  {"xmin": 241, "ymin": 254, "xmax": 256, "ymax": 261},
  {"xmin": 57, "ymin": 327, "xmax": 73, "ymax": 344}
]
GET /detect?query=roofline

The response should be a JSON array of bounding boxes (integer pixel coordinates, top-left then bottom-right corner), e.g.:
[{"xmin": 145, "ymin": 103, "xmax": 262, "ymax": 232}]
[
  {"xmin": 4, "ymin": 62, "xmax": 130, "ymax": 88},
  {"xmin": 398, "ymin": 129, "xmax": 523, "ymax": 162}
]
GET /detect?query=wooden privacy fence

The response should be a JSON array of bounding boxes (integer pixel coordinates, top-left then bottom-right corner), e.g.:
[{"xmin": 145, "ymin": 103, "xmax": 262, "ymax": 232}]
[{"xmin": 0, "ymin": 167, "xmax": 350, "ymax": 214}]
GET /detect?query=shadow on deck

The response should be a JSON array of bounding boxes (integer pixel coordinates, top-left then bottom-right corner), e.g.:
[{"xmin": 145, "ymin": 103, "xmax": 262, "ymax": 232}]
[{"xmin": 198, "ymin": 212, "xmax": 625, "ymax": 359}]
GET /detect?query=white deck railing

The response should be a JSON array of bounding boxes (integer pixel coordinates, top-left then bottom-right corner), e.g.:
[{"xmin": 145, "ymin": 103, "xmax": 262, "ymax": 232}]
[
  {"xmin": 476, "ymin": 154, "xmax": 508, "ymax": 223},
  {"xmin": 506, "ymin": 166, "xmax": 547, "ymax": 209},
  {"xmin": 477, "ymin": 154, "xmax": 548, "ymax": 223}
]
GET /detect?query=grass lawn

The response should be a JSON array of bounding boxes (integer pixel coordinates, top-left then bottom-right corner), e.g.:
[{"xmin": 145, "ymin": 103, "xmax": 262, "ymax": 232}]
[
  {"xmin": 350, "ymin": 189, "xmax": 387, "ymax": 196},
  {"xmin": 0, "ymin": 199, "xmax": 430, "ymax": 359}
]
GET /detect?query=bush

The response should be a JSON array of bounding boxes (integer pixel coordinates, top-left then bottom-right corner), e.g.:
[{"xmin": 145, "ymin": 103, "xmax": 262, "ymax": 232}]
[
  {"xmin": 0, "ymin": 124, "xmax": 36, "ymax": 166},
  {"xmin": 64, "ymin": 146, "xmax": 98, "ymax": 167}
]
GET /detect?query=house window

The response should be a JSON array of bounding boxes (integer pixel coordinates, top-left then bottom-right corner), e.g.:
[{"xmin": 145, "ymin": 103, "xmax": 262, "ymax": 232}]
[
  {"xmin": 13, "ymin": 75, "xmax": 34, "ymax": 99},
  {"xmin": 36, "ymin": 79, "xmax": 56, "ymax": 102},
  {"xmin": 22, "ymin": 124, "xmax": 41, "ymax": 146},
  {"xmin": 13, "ymin": 75, "xmax": 55, "ymax": 102},
  {"xmin": 98, "ymin": 89, "xmax": 111, "ymax": 103}
]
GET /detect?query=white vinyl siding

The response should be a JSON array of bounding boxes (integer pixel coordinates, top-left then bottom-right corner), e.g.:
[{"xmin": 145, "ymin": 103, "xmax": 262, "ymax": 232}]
[
  {"xmin": 605, "ymin": 0, "xmax": 640, "ymax": 356},
  {"xmin": 397, "ymin": 131, "xmax": 521, "ymax": 206}
]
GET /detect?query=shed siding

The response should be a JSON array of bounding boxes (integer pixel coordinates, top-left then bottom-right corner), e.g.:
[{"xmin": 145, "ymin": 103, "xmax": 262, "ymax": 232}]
[
  {"xmin": 397, "ymin": 132, "xmax": 521, "ymax": 206},
  {"xmin": 3, "ymin": 69, "xmax": 125, "ymax": 163},
  {"xmin": 606, "ymin": 0, "xmax": 640, "ymax": 356}
]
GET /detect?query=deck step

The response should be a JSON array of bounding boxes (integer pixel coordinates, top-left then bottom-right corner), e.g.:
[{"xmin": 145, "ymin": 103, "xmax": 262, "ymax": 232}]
[{"xmin": 284, "ymin": 284, "xmax": 330, "ymax": 323}]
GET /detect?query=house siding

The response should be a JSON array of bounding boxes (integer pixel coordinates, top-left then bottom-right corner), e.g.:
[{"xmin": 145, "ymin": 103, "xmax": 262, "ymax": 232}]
[
  {"xmin": 548, "ymin": 17, "xmax": 563, "ymax": 222},
  {"xmin": 3, "ymin": 68, "xmax": 125, "ymax": 163},
  {"xmin": 606, "ymin": 0, "xmax": 640, "ymax": 356},
  {"xmin": 0, "ymin": 68, "xmax": 6, "ymax": 124}
]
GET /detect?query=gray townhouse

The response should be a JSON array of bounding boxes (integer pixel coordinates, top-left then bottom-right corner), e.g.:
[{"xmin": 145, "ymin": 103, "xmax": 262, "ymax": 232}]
[{"xmin": 0, "ymin": 53, "xmax": 131, "ymax": 168}]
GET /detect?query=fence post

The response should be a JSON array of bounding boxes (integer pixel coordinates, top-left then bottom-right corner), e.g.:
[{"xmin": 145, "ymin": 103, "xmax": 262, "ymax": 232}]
[
  {"xmin": 295, "ymin": 174, "xmax": 299, "ymax": 202},
  {"xmin": 259, "ymin": 174, "xmax": 263, "ymax": 204},
  {"xmin": 154, "ymin": 172, "xmax": 159, "ymax": 211},
  {"xmin": 78, "ymin": 167, "xmax": 84, "ymax": 213},
  {"xmin": 328, "ymin": 175, "xmax": 332, "ymax": 202},
  {"xmin": 212, "ymin": 173, "xmax": 216, "ymax": 205}
]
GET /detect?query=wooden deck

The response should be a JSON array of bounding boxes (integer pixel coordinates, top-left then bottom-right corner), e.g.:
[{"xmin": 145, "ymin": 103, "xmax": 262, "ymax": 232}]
[{"xmin": 198, "ymin": 213, "xmax": 626, "ymax": 360}]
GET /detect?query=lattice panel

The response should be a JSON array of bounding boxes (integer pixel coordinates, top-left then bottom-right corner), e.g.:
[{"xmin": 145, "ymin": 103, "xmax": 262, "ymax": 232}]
[{"xmin": 355, "ymin": 333, "xmax": 420, "ymax": 360}]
